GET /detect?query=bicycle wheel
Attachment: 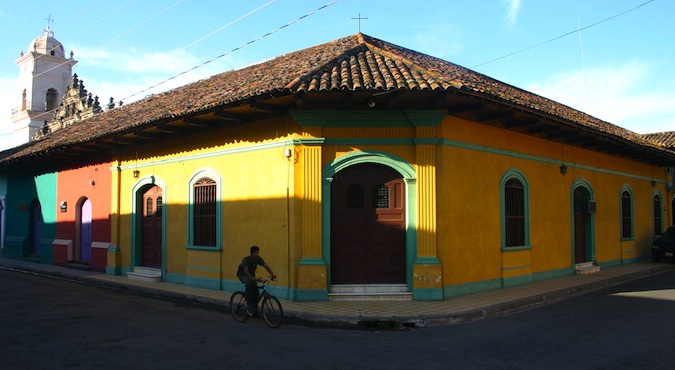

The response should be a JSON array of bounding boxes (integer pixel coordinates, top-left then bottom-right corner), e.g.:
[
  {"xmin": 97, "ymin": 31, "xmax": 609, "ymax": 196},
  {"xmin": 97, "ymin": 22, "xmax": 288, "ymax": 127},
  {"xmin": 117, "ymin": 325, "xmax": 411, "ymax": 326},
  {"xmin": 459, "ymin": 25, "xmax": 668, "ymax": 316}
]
[
  {"xmin": 261, "ymin": 295, "xmax": 283, "ymax": 328},
  {"xmin": 229, "ymin": 291, "xmax": 249, "ymax": 322}
]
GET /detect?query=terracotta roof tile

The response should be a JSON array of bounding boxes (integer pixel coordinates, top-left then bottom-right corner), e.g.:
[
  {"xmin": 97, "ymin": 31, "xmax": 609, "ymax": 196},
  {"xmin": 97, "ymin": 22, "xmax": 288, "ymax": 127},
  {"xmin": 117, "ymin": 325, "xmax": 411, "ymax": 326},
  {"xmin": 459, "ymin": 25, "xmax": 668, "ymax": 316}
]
[
  {"xmin": 1, "ymin": 33, "xmax": 674, "ymax": 167},
  {"xmin": 643, "ymin": 132, "xmax": 675, "ymax": 149}
]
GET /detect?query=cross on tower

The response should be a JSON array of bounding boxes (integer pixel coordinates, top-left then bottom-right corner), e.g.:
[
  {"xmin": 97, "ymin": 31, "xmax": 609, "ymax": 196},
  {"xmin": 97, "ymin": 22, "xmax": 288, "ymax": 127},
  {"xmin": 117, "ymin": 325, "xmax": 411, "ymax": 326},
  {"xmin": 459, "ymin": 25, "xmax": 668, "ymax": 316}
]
[
  {"xmin": 351, "ymin": 13, "xmax": 368, "ymax": 32},
  {"xmin": 44, "ymin": 14, "xmax": 54, "ymax": 29}
]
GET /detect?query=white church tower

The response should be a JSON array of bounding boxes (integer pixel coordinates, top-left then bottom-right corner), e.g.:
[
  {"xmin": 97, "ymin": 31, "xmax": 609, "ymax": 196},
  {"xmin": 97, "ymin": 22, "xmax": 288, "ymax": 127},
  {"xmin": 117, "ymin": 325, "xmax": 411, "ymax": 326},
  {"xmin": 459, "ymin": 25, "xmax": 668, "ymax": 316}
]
[{"xmin": 10, "ymin": 24, "xmax": 76, "ymax": 147}]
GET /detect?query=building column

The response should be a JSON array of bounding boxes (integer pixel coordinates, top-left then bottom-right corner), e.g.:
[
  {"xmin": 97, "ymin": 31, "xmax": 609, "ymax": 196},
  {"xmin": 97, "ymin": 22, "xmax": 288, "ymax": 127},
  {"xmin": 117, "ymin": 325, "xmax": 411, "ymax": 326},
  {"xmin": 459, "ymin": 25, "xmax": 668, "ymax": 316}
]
[
  {"xmin": 296, "ymin": 128, "xmax": 328, "ymax": 300},
  {"xmin": 413, "ymin": 126, "xmax": 443, "ymax": 300}
]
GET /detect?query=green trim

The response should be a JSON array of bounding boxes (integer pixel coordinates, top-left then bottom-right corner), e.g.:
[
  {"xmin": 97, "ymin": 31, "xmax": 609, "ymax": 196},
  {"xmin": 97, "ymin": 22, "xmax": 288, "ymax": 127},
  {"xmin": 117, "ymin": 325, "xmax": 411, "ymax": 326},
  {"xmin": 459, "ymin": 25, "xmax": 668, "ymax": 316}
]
[
  {"xmin": 597, "ymin": 258, "xmax": 623, "ymax": 269},
  {"xmin": 292, "ymin": 289, "xmax": 329, "ymax": 302},
  {"xmin": 105, "ymin": 266, "xmax": 121, "ymax": 275},
  {"xmin": 444, "ymin": 278, "xmax": 503, "ymax": 298},
  {"xmin": 185, "ymin": 276, "xmax": 221, "ymax": 290},
  {"xmin": 322, "ymin": 150, "xmax": 417, "ymax": 287},
  {"xmin": 502, "ymin": 273, "xmax": 534, "ymax": 288},
  {"xmin": 502, "ymin": 264, "xmax": 531, "ymax": 271},
  {"xmin": 500, "ymin": 168, "xmax": 530, "ymax": 249},
  {"xmin": 299, "ymin": 257, "xmax": 326, "ymax": 265},
  {"xmin": 290, "ymin": 110, "xmax": 445, "ymax": 128},
  {"xmin": 186, "ymin": 245, "xmax": 222, "ymax": 251},
  {"xmin": 186, "ymin": 265, "xmax": 220, "ymax": 272},
  {"xmin": 620, "ymin": 185, "xmax": 635, "ymax": 240},
  {"xmin": 501, "ymin": 245, "xmax": 532, "ymax": 252},
  {"xmin": 412, "ymin": 287, "xmax": 444, "ymax": 300},
  {"xmin": 532, "ymin": 267, "xmax": 572, "ymax": 282},
  {"xmin": 414, "ymin": 256, "xmax": 440, "ymax": 264}
]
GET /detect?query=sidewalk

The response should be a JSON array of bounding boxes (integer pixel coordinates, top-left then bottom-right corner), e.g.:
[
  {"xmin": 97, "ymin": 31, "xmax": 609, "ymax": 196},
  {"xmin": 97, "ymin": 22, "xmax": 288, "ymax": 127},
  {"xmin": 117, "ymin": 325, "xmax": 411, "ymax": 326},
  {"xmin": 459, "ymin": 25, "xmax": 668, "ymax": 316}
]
[{"xmin": 1, "ymin": 257, "xmax": 672, "ymax": 328}]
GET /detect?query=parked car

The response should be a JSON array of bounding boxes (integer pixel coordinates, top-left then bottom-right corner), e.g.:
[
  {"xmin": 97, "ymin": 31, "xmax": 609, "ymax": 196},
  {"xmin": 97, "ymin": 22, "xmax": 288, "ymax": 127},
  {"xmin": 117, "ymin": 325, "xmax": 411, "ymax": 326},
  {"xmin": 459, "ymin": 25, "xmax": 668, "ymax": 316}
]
[{"xmin": 652, "ymin": 226, "xmax": 675, "ymax": 262}]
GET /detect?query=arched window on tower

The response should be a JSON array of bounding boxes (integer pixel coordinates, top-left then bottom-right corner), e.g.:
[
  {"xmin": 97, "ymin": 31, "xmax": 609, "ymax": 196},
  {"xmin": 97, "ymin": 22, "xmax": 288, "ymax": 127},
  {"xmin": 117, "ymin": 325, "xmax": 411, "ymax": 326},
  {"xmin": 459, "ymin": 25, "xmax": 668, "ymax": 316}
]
[
  {"xmin": 45, "ymin": 88, "xmax": 58, "ymax": 112},
  {"xmin": 21, "ymin": 89, "xmax": 27, "ymax": 111}
]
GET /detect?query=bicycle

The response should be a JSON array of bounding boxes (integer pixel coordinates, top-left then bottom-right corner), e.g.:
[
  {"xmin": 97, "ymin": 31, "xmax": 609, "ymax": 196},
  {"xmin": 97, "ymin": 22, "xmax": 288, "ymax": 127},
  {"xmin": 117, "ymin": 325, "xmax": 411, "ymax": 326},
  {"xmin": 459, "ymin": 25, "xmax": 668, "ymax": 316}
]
[{"xmin": 230, "ymin": 276, "xmax": 284, "ymax": 328}]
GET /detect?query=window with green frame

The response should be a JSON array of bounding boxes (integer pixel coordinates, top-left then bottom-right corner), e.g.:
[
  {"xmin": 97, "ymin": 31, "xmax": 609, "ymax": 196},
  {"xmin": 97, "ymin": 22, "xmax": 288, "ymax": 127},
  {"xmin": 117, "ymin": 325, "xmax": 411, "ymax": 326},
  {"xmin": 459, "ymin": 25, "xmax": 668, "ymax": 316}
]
[
  {"xmin": 620, "ymin": 187, "xmax": 633, "ymax": 239},
  {"xmin": 501, "ymin": 170, "xmax": 530, "ymax": 248},
  {"xmin": 188, "ymin": 170, "xmax": 222, "ymax": 249}
]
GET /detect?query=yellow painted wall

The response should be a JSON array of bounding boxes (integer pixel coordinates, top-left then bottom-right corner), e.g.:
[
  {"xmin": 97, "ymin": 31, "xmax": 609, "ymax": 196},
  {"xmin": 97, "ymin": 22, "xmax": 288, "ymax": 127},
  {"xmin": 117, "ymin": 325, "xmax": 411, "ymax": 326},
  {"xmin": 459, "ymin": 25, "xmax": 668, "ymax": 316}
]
[
  {"xmin": 113, "ymin": 117, "xmax": 300, "ymax": 288},
  {"xmin": 108, "ymin": 111, "xmax": 670, "ymax": 299}
]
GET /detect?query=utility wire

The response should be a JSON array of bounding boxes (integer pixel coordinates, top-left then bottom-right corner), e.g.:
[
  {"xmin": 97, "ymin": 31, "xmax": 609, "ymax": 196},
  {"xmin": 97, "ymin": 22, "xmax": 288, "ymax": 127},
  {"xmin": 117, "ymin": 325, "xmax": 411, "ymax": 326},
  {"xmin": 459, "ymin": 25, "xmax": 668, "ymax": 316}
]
[
  {"xmin": 121, "ymin": 0, "xmax": 340, "ymax": 102},
  {"xmin": 471, "ymin": 0, "xmax": 656, "ymax": 68}
]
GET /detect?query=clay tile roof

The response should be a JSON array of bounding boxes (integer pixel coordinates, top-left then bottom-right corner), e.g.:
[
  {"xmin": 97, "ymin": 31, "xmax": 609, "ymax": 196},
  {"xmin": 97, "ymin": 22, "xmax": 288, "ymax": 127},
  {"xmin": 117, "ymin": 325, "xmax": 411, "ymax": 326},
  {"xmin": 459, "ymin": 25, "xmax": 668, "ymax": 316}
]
[
  {"xmin": 643, "ymin": 132, "xmax": 675, "ymax": 149},
  {"xmin": 1, "ymin": 32, "xmax": 674, "ymax": 168}
]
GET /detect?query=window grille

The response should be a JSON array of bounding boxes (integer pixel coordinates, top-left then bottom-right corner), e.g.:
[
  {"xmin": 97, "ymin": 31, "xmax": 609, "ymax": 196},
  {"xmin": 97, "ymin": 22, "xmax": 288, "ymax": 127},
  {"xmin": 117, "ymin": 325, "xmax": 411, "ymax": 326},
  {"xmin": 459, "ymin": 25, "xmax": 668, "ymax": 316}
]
[
  {"xmin": 373, "ymin": 184, "xmax": 389, "ymax": 209},
  {"xmin": 654, "ymin": 194, "xmax": 662, "ymax": 236},
  {"xmin": 505, "ymin": 178, "xmax": 525, "ymax": 247},
  {"xmin": 193, "ymin": 178, "xmax": 216, "ymax": 246},
  {"xmin": 347, "ymin": 184, "xmax": 364, "ymax": 209},
  {"xmin": 156, "ymin": 196, "xmax": 163, "ymax": 217},
  {"xmin": 621, "ymin": 191, "xmax": 632, "ymax": 238},
  {"xmin": 145, "ymin": 197, "xmax": 153, "ymax": 217}
]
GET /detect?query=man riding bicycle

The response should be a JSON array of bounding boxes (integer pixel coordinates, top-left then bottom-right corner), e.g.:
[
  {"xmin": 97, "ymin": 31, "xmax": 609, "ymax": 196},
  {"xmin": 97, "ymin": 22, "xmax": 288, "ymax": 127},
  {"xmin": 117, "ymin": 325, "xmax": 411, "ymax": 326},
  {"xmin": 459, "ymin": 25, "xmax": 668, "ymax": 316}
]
[{"xmin": 237, "ymin": 246, "xmax": 276, "ymax": 316}]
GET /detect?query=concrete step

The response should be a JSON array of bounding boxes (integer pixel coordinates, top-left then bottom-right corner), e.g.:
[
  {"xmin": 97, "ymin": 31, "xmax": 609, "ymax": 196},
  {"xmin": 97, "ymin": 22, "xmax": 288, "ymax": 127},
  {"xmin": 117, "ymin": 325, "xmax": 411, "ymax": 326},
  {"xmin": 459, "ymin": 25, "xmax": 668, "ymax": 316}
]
[
  {"xmin": 127, "ymin": 266, "xmax": 162, "ymax": 282},
  {"xmin": 329, "ymin": 284, "xmax": 412, "ymax": 301},
  {"xmin": 575, "ymin": 262, "xmax": 600, "ymax": 275},
  {"xmin": 66, "ymin": 261, "xmax": 91, "ymax": 271},
  {"xmin": 328, "ymin": 292, "xmax": 413, "ymax": 301}
]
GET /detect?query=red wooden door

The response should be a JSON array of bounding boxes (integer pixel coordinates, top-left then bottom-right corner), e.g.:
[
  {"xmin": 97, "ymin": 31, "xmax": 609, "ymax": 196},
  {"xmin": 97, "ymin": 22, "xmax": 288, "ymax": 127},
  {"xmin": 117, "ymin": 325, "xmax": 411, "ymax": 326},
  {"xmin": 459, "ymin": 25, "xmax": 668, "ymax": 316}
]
[
  {"xmin": 331, "ymin": 164, "xmax": 406, "ymax": 284},
  {"xmin": 142, "ymin": 186, "xmax": 163, "ymax": 268}
]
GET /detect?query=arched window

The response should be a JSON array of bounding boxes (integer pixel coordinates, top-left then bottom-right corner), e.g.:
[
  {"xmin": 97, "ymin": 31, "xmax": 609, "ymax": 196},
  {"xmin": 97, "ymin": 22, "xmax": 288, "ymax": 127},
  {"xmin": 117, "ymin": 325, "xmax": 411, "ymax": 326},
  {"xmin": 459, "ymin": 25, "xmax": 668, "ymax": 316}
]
[
  {"xmin": 45, "ymin": 88, "xmax": 58, "ymax": 111},
  {"xmin": 193, "ymin": 178, "xmax": 216, "ymax": 247},
  {"xmin": 501, "ymin": 170, "xmax": 530, "ymax": 249},
  {"xmin": 188, "ymin": 169, "xmax": 221, "ymax": 249},
  {"xmin": 620, "ymin": 187, "xmax": 634, "ymax": 239},
  {"xmin": 653, "ymin": 193, "xmax": 663, "ymax": 236}
]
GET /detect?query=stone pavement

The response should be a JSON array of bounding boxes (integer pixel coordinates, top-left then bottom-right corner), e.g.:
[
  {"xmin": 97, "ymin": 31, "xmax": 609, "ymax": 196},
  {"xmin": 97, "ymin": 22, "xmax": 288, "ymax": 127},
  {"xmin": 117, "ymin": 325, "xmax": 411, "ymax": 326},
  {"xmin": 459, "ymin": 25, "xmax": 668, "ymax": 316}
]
[{"xmin": 1, "ymin": 257, "xmax": 672, "ymax": 328}]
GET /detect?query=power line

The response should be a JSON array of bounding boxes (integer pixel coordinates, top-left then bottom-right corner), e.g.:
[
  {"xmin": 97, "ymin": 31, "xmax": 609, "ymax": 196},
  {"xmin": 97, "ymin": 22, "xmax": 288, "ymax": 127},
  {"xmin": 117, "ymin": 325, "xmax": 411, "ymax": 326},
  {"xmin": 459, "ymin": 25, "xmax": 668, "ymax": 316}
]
[
  {"xmin": 121, "ymin": 0, "xmax": 340, "ymax": 102},
  {"xmin": 471, "ymin": 0, "xmax": 656, "ymax": 69}
]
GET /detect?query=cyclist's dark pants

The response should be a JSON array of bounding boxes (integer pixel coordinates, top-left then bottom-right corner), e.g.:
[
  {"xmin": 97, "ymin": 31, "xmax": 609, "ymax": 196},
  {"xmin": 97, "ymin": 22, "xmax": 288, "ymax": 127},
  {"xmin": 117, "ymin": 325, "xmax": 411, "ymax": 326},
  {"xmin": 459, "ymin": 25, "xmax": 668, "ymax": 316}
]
[{"xmin": 239, "ymin": 276, "xmax": 259, "ymax": 309}]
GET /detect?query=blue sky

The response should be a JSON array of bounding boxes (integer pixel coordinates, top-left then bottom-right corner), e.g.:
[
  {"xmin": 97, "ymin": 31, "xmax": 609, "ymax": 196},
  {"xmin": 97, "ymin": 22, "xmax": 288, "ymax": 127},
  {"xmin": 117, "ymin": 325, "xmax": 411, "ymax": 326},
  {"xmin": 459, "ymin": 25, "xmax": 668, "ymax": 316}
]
[{"xmin": 0, "ymin": 0, "xmax": 673, "ymax": 150}]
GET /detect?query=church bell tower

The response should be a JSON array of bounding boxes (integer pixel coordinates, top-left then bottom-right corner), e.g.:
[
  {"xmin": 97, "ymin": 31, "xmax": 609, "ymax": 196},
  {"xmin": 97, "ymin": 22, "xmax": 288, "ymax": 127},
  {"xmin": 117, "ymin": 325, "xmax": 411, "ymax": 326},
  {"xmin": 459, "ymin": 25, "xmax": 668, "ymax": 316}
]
[{"xmin": 10, "ymin": 24, "xmax": 77, "ymax": 147}]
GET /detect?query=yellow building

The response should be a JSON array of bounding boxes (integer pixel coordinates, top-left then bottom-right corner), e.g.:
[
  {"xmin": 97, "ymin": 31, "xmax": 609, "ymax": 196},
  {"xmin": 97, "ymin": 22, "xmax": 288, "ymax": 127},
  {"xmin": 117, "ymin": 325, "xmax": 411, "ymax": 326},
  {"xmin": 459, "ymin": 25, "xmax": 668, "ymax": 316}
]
[{"xmin": 2, "ymin": 34, "xmax": 674, "ymax": 301}]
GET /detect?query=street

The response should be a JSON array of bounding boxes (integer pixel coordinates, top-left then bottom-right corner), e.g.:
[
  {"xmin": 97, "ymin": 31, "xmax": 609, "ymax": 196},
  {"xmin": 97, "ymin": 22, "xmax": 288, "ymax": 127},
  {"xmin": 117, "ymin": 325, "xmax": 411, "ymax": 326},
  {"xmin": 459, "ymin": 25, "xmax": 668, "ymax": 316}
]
[{"xmin": 1, "ymin": 267, "xmax": 675, "ymax": 369}]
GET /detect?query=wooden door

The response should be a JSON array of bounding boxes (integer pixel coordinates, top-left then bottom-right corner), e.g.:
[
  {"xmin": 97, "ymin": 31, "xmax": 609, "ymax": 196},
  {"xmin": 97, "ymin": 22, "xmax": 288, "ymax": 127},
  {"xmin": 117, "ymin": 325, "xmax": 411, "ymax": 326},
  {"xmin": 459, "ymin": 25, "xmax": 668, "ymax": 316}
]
[
  {"xmin": 141, "ymin": 186, "xmax": 163, "ymax": 268},
  {"xmin": 573, "ymin": 187, "xmax": 589, "ymax": 263},
  {"xmin": 331, "ymin": 164, "xmax": 406, "ymax": 284}
]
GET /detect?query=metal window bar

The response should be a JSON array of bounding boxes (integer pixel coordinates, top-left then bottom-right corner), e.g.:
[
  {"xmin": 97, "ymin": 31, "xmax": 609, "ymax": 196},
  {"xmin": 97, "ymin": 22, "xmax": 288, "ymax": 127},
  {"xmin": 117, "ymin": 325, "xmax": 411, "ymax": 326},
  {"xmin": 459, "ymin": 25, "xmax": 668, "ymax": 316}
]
[
  {"xmin": 654, "ymin": 195, "xmax": 662, "ymax": 235},
  {"xmin": 194, "ymin": 178, "xmax": 216, "ymax": 246},
  {"xmin": 145, "ymin": 197, "xmax": 153, "ymax": 217},
  {"xmin": 505, "ymin": 179, "xmax": 525, "ymax": 247},
  {"xmin": 621, "ymin": 192, "xmax": 632, "ymax": 238},
  {"xmin": 373, "ymin": 184, "xmax": 389, "ymax": 209}
]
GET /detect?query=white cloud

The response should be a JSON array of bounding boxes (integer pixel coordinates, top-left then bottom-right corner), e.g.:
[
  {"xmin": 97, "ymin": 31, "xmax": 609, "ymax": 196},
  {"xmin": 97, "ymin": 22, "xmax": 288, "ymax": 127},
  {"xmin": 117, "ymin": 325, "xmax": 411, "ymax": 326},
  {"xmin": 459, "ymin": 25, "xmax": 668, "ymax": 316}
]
[
  {"xmin": 503, "ymin": 0, "xmax": 521, "ymax": 25},
  {"xmin": 526, "ymin": 61, "xmax": 675, "ymax": 134}
]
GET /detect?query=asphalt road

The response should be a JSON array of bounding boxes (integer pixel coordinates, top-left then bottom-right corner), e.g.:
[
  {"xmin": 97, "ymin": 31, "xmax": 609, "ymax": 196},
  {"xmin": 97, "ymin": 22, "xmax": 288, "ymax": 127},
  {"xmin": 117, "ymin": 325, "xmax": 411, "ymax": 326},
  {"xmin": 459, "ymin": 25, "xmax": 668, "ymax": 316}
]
[{"xmin": 2, "ymin": 267, "xmax": 675, "ymax": 369}]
